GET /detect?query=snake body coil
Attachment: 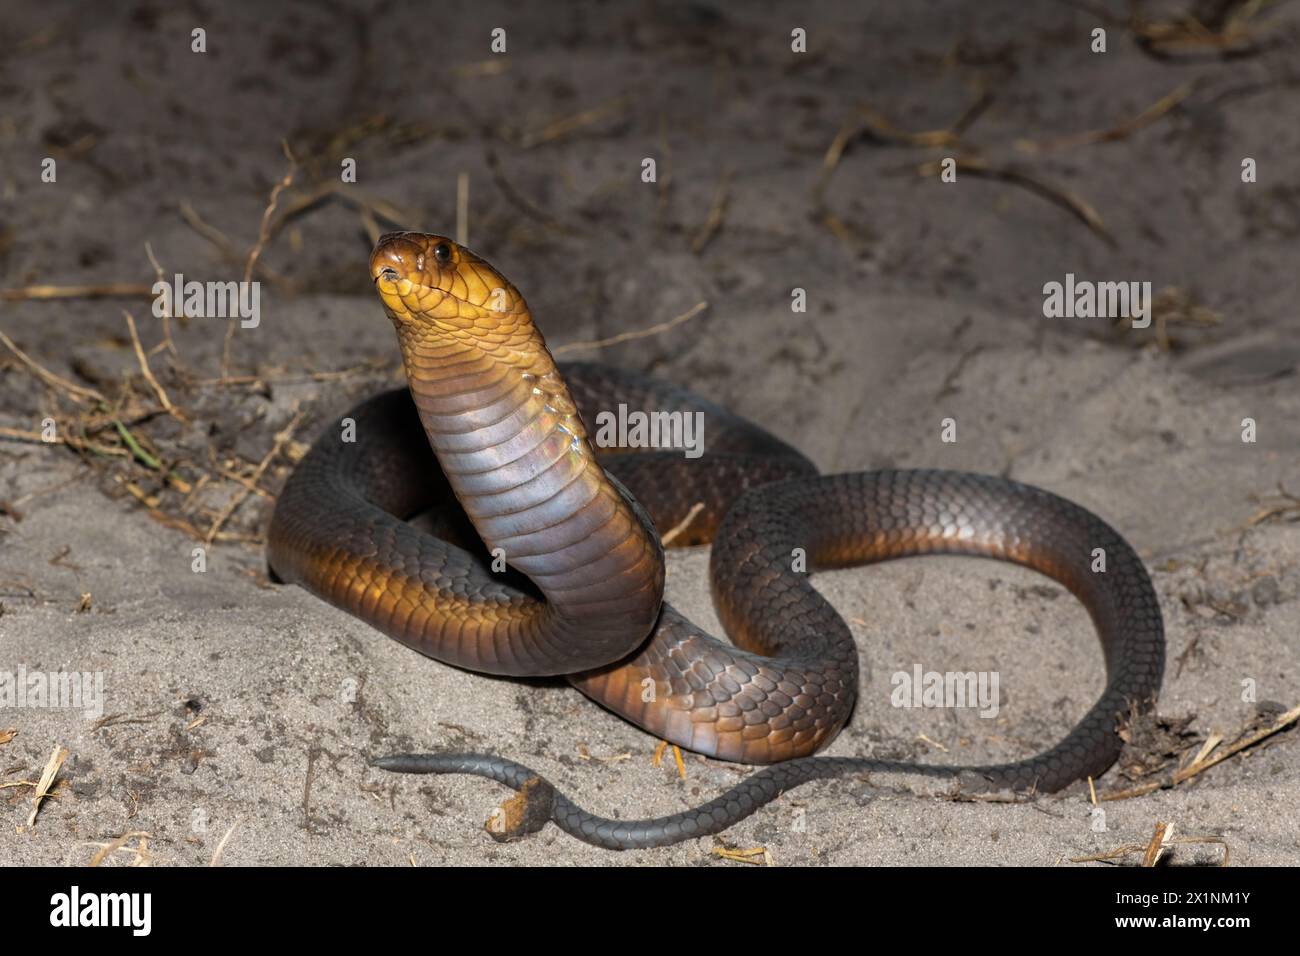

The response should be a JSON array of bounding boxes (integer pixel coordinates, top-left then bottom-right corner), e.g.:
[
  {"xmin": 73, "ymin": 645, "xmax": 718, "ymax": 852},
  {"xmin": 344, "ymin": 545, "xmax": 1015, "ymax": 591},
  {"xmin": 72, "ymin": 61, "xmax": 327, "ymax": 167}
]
[{"xmin": 267, "ymin": 233, "xmax": 1165, "ymax": 850}]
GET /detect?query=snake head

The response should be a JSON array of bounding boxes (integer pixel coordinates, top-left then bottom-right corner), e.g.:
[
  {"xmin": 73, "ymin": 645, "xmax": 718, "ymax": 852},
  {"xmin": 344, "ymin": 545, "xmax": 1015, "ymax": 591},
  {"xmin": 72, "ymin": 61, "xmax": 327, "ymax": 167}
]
[
  {"xmin": 370, "ymin": 231, "xmax": 529, "ymax": 334},
  {"xmin": 371, "ymin": 231, "xmax": 565, "ymax": 388}
]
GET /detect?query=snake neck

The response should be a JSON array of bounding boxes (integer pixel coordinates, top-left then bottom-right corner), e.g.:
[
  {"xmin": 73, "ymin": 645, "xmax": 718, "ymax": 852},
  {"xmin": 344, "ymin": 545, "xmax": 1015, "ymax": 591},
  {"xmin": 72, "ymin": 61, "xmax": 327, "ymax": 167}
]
[{"xmin": 396, "ymin": 326, "xmax": 666, "ymax": 658}]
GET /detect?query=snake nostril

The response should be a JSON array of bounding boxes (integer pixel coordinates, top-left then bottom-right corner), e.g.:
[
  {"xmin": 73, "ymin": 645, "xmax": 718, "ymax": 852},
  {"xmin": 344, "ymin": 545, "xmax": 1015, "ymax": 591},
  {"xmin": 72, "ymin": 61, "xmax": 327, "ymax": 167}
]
[{"xmin": 377, "ymin": 266, "xmax": 401, "ymax": 283}]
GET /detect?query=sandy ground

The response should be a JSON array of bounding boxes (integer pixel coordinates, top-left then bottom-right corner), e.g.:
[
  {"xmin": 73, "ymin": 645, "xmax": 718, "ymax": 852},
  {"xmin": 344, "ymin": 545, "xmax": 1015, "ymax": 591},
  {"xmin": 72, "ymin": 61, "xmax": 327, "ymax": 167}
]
[{"xmin": 1, "ymin": 0, "xmax": 1298, "ymax": 866}]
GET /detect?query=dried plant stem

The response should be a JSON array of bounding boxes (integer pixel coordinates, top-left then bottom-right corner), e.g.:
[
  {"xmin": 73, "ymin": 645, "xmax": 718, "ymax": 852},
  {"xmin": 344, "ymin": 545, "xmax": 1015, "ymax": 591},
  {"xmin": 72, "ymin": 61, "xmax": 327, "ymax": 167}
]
[
  {"xmin": 123, "ymin": 311, "xmax": 177, "ymax": 417},
  {"xmin": 456, "ymin": 172, "xmax": 470, "ymax": 246},
  {"xmin": 0, "ymin": 283, "xmax": 152, "ymax": 302},
  {"xmin": 204, "ymin": 408, "xmax": 303, "ymax": 544},
  {"xmin": 661, "ymin": 502, "xmax": 705, "ymax": 545},
  {"xmin": 221, "ymin": 140, "xmax": 298, "ymax": 379},
  {"xmin": 554, "ymin": 301, "xmax": 708, "ymax": 355},
  {"xmin": 0, "ymin": 426, "xmax": 125, "ymax": 457},
  {"xmin": 143, "ymin": 241, "xmax": 179, "ymax": 357},
  {"xmin": 0, "ymin": 328, "xmax": 105, "ymax": 403},
  {"xmin": 28, "ymin": 744, "xmax": 68, "ymax": 826}
]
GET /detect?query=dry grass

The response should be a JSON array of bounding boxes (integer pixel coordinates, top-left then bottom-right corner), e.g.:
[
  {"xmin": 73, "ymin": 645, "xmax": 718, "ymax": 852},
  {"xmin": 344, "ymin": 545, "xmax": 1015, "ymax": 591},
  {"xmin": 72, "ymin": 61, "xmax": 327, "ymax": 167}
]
[
  {"xmin": 651, "ymin": 740, "xmax": 687, "ymax": 779},
  {"xmin": 1072, "ymin": 821, "xmax": 1230, "ymax": 866},
  {"xmin": 0, "ymin": 283, "xmax": 152, "ymax": 302},
  {"xmin": 553, "ymin": 301, "xmax": 708, "ymax": 355},
  {"xmin": 0, "ymin": 323, "xmax": 369, "ymax": 553},
  {"xmin": 221, "ymin": 140, "xmax": 298, "ymax": 378},
  {"xmin": 1100, "ymin": 701, "xmax": 1300, "ymax": 801},
  {"xmin": 711, "ymin": 845, "xmax": 774, "ymax": 866},
  {"xmin": 915, "ymin": 157, "xmax": 1116, "ymax": 246},
  {"xmin": 1015, "ymin": 82, "xmax": 1200, "ymax": 155},
  {"xmin": 0, "ymin": 160, "xmax": 397, "ymax": 553},
  {"xmin": 88, "ymin": 831, "xmax": 154, "ymax": 867},
  {"xmin": 660, "ymin": 502, "xmax": 706, "ymax": 546},
  {"xmin": 27, "ymin": 744, "xmax": 68, "ymax": 826}
]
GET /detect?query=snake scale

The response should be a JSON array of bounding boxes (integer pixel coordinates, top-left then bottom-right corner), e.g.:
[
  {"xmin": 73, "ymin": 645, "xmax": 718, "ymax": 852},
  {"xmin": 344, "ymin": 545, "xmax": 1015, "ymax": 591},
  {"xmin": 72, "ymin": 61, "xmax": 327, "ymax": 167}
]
[{"xmin": 266, "ymin": 232, "xmax": 1165, "ymax": 851}]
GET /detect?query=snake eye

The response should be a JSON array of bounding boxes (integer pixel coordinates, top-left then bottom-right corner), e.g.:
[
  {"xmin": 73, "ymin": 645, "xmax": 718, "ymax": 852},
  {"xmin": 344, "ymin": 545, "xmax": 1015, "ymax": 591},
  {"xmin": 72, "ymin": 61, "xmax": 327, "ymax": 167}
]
[{"xmin": 433, "ymin": 242, "xmax": 452, "ymax": 264}]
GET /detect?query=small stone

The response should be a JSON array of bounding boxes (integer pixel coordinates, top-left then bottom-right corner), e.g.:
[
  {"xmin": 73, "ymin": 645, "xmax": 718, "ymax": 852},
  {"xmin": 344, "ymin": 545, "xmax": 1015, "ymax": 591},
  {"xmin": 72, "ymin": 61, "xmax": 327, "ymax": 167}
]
[{"xmin": 1251, "ymin": 576, "xmax": 1281, "ymax": 607}]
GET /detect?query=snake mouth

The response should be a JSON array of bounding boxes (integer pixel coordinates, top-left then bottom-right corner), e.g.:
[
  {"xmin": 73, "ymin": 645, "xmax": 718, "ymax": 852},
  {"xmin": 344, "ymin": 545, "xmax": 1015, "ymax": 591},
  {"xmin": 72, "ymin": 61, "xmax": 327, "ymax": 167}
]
[
  {"xmin": 369, "ymin": 231, "xmax": 466, "ymax": 323},
  {"xmin": 369, "ymin": 232, "xmax": 531, "ymax": 355}
]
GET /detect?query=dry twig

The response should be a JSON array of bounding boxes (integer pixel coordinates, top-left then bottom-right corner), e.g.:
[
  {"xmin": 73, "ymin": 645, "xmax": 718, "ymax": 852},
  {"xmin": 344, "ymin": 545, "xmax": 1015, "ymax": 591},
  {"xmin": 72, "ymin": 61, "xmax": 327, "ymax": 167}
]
[
  {"xmin": 916, "ymin": 157, "xmax": 1115, "ymax": 246},
  {"xmin": 1016, "ymin": 82, "xmax": 1198, "ymax": 154},
  {"xmin": 28, "ymin": 744, "xmax": 68, "ymax": 826},
  {"xmin": 0, "ymin": 283, "xmax": 152, "ymax": 302},
  {"xmin": 221, "ymin": 140, "xmax": 298, "ymax": 378},
  {"xmin": 691, "ymin": 169, "xmax": 733, "ymax": 255},
  {"xmin": 0, "ymin": 328, "xmax": 105, "ymax": 403},
  {"xmin": 554, "ymin": 301, "xmax": 708, "ymax": 355},
  {"xmin": 204, "ymin": 408, "xmax": 304, "ymax": 544},
  {"xmin": 123, "ymin": 310, "xmax": 178, "ymax": 417},
  {"xmin": 661, "ymin": 502, "xmax": 706, "ymax": 546},
  {"xmin": 1101, "ymin": 701, "xmax": 1300, "ymax": 800}
]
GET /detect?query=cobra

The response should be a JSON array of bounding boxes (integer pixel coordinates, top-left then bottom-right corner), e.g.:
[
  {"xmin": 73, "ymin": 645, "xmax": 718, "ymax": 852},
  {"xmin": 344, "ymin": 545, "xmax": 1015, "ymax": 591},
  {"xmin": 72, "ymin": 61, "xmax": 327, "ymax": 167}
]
[{"xmin": 267, "ymin": 232, "xmax": 1165, "ymax": 850}]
